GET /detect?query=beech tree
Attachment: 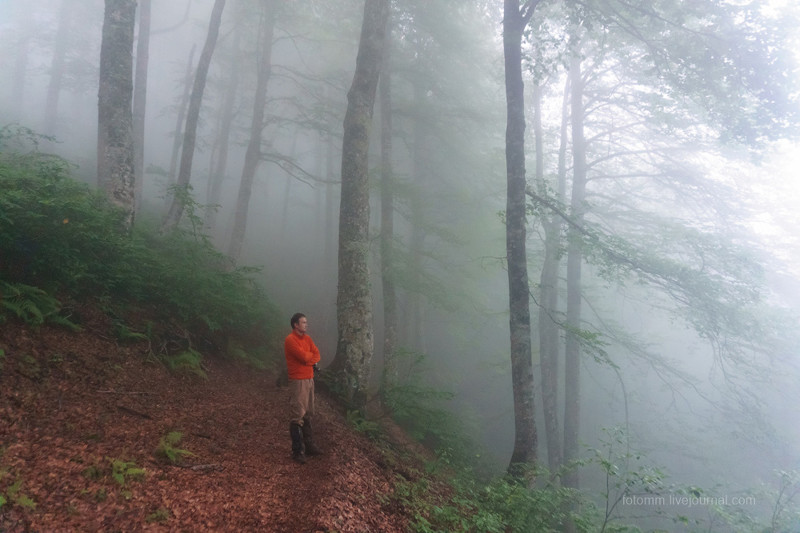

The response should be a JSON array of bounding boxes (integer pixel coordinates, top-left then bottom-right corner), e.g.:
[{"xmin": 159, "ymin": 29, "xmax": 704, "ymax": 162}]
[
  {"xmin": 132, "ymin": 0, "xmax": 151, "ymax": 212},
  {"xmin": 523, "ymin": 0, "xmax": 799, "ymax": 500},
  {"xmin": 162, "ymin": 0, "xmax": 226, "ymax": 231},
  {"xmin": 329, "ymin": 0, "xmax": 390, "ymax": 408},
  {"xmin": 379, "ymin": 17, "xmax": 398, "ymax": 390},
  {"xmin": 204, "ymin": 28, "xmax": 241, "ymax": 234},
  {"xmin": 164, "ymin": 45, "xmax": 195, "ymax": 207},
  {"xmin": 227, "ymin": 1, "xmax": 276, "ymax": 262},
  {"xmin": 503, "ymin": 0, "xmax": 541, "ymax": 477},
  {"xmin": 97, "ymin": 0, "xmax": 137, "ymax": 233}
]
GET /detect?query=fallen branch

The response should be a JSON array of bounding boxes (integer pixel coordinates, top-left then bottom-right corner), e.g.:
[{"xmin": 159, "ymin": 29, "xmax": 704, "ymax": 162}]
[
  {"xmin": 177, "ymin": 463, "xmax": 224, "ymax": 472},
  {"xmin": 98, "ymin": 390, "xmax": 156, "ymax": 395},
  {"xmin": 116, "ymin": 405, "xmax": 153, "ymax": 419}
]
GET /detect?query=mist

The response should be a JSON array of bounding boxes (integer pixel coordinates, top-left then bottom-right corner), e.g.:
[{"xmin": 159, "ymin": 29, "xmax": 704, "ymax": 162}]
[{"xmin": 2, "ymin": 0, "xmax": 799, "ymax": 529}]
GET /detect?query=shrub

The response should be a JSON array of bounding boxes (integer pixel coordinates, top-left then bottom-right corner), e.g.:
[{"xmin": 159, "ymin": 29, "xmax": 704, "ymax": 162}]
[{"xmin": 0, "ymin": 124, "xmax": 282, "ymax": 365}]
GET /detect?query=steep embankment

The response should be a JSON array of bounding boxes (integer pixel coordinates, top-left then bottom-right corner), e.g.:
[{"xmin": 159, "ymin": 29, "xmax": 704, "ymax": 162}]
[{"xmin": 0, "ymin": 309, "xmax": 414, "ymax": 532}]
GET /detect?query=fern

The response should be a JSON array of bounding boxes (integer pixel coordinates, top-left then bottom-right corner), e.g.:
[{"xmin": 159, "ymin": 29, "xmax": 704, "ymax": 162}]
[
  {"xmin": 163, "ymin": 349, "xmax": 207, "ymax": 379},
  {"xmin": 155, "ymin": 431, "xmax": 195, "ymax": 465},
  {"xmin": 108, "ymin": 458, "xmax": 146, "ymax": 486},
  {"xmin": 346, "ymin": 410, "xmax": 381, "ymax": 440},
  {"xmin": 0, "ymin": 280, "xmax": 79, "ymax": 330},
  {"xmin": 0, "ymin": 124, "xmax": 281, "ymax": 362}
]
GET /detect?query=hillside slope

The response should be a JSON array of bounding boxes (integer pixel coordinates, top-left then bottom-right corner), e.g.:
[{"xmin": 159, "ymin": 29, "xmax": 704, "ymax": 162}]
[{"xmin": 0, "ymin": 310, "xmax": 415, "ymax": 532}]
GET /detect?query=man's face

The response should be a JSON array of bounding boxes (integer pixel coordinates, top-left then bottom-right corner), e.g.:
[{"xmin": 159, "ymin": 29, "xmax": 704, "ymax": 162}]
[{"xmin": 294, "ymin": 316, "xmax": 308, "ymax": 335}]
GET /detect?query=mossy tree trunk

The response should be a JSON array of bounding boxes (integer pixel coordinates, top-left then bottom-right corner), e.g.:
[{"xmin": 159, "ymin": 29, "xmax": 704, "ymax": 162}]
[
  {"xmin": 97, "ymin": 0, "xmax": 137, "ymax": 234},
  {"xmin": 329, "ymin": 0, "xmax": 390, "ymax": 409}
]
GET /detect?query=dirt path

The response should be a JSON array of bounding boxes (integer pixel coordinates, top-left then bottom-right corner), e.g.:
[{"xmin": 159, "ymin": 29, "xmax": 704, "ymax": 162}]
[{"xmin": 0, "ymin": 322, "xmax": 410, "ymax": 532}]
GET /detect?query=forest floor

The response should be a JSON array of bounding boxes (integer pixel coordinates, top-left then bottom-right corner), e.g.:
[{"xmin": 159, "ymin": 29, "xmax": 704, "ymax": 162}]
[{"xmin": 0, "ymin": 308, "xmax": 429, "ymax": 532}]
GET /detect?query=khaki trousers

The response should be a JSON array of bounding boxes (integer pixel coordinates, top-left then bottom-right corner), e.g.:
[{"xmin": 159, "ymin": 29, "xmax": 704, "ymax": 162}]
[{"xmin": 289, "ymin": 378, "xmax": 315, "ymax": 425}]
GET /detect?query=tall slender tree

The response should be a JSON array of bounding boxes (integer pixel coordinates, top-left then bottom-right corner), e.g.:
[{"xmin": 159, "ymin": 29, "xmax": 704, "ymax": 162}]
[
  {"xmin": 97, "ymin": 0, "xmax": 137, "ymax": 233},
  {"xmin": 227, "ymin": 1, "xmax": 276, "ymax": 262},
  {"xmin": 329, "ymin": 0, "xmax": 390, "ymax": 409},
  {"xmin": 162, "ymin": 0, "xmax": 226, "ymax": 231},
  {"xmin": 563, "ymin": 47, "xmax": 587, "ymax": 493},
  {"xmin": 132, "ymin": 0, "xmax": 151, "ymax": 213},
  {"xmin": 379, "ymin": 15, "xmax": 398, "ymax": 391},
  {"xmin": 205, "ymin": 28, "xmax": 242, "ymax": 234},
  {"xmin": 164, "ymin": 45, "xmax": 195, "ymax": 209},
  {"xmin": 535, "ymin": 79, "xmax": 567, "ymax": 475},
  {"xmin": 44, "ymin": 0, "xmax": 72, "ymax": 137},
  {"xmin": 503, "ymin": 0, "xmax": 541, "ymax": 477}
]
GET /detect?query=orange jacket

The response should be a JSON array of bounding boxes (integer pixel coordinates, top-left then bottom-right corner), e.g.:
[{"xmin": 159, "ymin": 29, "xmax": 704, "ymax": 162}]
[{"xmin": 284, "ymin": 330, "xmax": 321, "ymax": 380}]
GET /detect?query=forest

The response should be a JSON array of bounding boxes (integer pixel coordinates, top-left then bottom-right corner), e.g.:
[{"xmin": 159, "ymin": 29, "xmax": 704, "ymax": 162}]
[{"xmin": 1, "ymin": 0, "xmax": 800, "ymax": 531}]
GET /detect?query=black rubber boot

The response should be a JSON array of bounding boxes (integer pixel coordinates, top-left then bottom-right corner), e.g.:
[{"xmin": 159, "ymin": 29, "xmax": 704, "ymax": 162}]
[
  {"xmin": 290, "ymin": 422, "xmax": 306, "ymax": 464},
  {"xmin": 302, "ymin": 417, "xmax": 323, "ymax": 456}
]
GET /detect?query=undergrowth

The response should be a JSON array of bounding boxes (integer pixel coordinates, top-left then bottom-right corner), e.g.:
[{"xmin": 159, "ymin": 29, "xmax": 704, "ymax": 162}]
[
  {"xmin": 0, "ymin": 124, "xmax": 281, "ymax": 367},
  {"xmin": 341, "ymin": 349, "xmax": 579, "ymax": 532},
  {"xmin": 154, "ymin": 431, "xmax": 195, "ymax": 465}
]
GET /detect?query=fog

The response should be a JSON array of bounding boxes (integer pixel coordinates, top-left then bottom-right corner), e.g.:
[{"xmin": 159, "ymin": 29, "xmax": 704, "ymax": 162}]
[{"xmin": 2, "ymin": 0, "xmax": 799, "ymax": 528}]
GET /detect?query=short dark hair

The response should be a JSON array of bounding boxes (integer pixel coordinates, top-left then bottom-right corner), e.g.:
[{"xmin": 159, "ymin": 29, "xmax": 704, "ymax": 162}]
[{"xmin": 290, "ymin": 312, "xmax": 306, "ymax": 328}]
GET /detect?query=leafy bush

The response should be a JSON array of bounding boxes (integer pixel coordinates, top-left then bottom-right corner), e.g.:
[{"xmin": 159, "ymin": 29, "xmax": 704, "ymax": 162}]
[
  {"xmin": 390, "ymin": 466, "xmax": 576, "ymax": 533},
  {"xmin": 381, "ymin": 349, "xmax": 479, "ymax": 468},
  {"xmin": 0, "ymin": 124, "xmax": 282, "ymax": 365},
  {"xmin": 0, "ymin": 126, "xmax": 130, "ymax": 295}
]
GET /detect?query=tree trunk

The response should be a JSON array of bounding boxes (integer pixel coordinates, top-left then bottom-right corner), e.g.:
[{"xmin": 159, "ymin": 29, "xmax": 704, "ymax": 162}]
[
  {"xmin": 535, "ymin": 81, "xmax": 564, "ymax": 476},
  {"xmin": 133, "ymin": 0, "xmax": 151, "ymax": 214},
  {"xmin": 97, "ymin": 0, "xmax": 137, "ymax": 233},
  {"xmin": 205, "ymin": 29, "xmax": 242, "ymax": 234},
  {"xmin": 563, "ymin": 52, "xmax": 586, "ymax": 492},
  {"xmin": 329, "ymin": 0, "xmax": 390, "ymax": 409},
  {"xmin": 407, "ymin": 81, "xmax": 427, "ymax": 355},
  {"xmin": 379, "ymin": 28, "xmax": 398, "ymax": 391},
  {"xmin": 227, "ymin": 2, "xmax": 276, "ymax": 262},
  {"xmin": 165, "ymin": 45, "xmax": 196, "ymax": 208},
  {"xmin": 162, "ymin": 0, "xmax": 226, "ymax": 231},
  {"xmin": 322, "ymin": 130, "xmax": 339, "ymax": 335},
  {"xmin": 504, "ymin": 0, "xmax": 539, "ymax": 477}
]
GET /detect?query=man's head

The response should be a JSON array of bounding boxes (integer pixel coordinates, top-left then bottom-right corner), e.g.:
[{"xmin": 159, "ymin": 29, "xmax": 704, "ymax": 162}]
[{"xmin": 290, "ymin": 312, "xmax": 307, "ymax": 335}]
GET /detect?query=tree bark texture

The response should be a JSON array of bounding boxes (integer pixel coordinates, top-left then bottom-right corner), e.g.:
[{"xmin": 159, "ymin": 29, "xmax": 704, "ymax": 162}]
[
  {"xmin": 563, "ymin": 52, "xmax": 587, "ymax": 492},
  {"xmin": 162, "ymin": 0, "xmax": 226, "ymax": 231},
  {"xmin": 330, "ymin": 0, "xmax": 390, "ymax": 409},
  {"xmin": 227, "ymin": 2, "xmax": 276, "ymax": 262},
  {"xmin": 132, "ymin": 0, "xmax": 151, "ymax": 213},
  {"xmin": 97, "ymin": 0, "xmax": 137, "ymax": 233},
  {"xmin": 504, "ymin": 0, "xmax": 539, "ymax": 476},
  {"xmin": 379, "ymin": 30, "xmax": 398, "ymax": 390}
]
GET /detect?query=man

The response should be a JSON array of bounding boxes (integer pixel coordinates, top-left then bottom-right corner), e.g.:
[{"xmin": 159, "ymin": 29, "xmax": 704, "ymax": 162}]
[{"xmin": 284, "ymin": 312, "xmax": 323, "ymax": 464}]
